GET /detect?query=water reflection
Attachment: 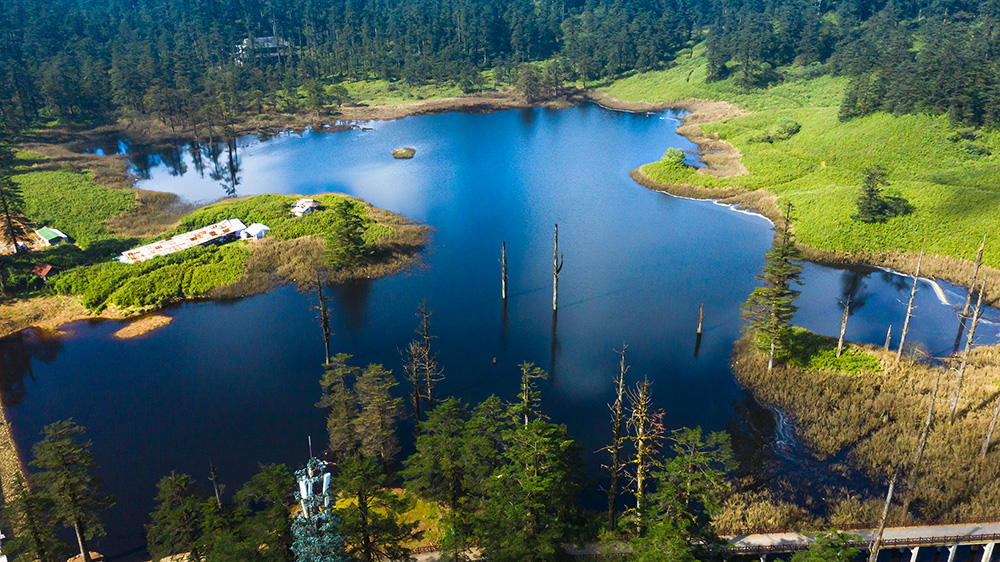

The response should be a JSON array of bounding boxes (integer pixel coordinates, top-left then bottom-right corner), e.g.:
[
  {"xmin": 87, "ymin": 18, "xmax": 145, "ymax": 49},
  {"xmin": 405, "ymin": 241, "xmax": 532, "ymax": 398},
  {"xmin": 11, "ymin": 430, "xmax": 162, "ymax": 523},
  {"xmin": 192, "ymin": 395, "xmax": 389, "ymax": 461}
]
[
  {"xmin": 331, "ymin": 278, "xmax": 371, "ymax": 332},
  {"xmin": 840, "ymin": 269, "xmax": 872, "ymax": 316},
  {"xmin": 207, "ymin": 138, "xmax": 241, "ymax": 197},
  {"xmin": 0, "ymin": 329, "xmax": 63, "ymax": 407}
]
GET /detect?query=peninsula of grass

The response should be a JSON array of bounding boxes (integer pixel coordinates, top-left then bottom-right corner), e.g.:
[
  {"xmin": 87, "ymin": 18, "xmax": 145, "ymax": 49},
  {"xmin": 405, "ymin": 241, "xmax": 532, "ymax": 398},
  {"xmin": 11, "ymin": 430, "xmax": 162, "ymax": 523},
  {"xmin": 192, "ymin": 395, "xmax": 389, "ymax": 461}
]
[
  {"xmin": 729, "ymin": 330, "xmax": 1000, "ymax": 530},
  {"xmin": 0, "ymin": 150, "xmax": 425, "ymax": 336},
  {"xmin": 605, "ymin": 45, "xmax": 1000, "ymax": 300},
  {"xmin": 50, "ymin": 193, "xmax": 423, "ymax": 313}
]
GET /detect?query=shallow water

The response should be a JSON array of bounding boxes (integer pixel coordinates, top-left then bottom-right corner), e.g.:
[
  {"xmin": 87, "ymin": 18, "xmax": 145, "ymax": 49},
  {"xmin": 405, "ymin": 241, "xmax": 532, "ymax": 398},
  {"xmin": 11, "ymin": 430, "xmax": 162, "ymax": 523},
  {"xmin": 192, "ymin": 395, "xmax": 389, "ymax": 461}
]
[{"xmin": 7, "ymin": 105, "xmax": 998, "ymax": 559}]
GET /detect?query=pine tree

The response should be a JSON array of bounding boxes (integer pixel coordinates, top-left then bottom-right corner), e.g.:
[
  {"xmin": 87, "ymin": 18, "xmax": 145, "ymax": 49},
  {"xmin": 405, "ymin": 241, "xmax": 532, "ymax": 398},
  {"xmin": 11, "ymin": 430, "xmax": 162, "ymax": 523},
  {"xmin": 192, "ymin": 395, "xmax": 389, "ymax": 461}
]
[
  {"xmin": 515, "ymin": 362, "xmax": 548, "ymax": 427},
  {"xmin": 334, "ymin": 456, "xmax": 419, "ymax": 562},
  {"xmin": 354, "ymin": 363, "xmax": 403, "ymax": 467},
  {"xmin": 741, "ymin": 203, "xmax": 804, "ymax": 371},
  {"xmin": 854, "ymin": 165, "xmax": 890, "ymax": 223},
  {"xmin": 31, "ymin": 420, "xmax": 115, "ymax": 562},
  {"xmin": 317, "ymin": 354, "xmax": 361, "ymax": 460},
  {"xmin": 236, "ymin": 464, "xmax": 296, "ymax": 562},
  {"xmin": 146, "ymin": 473, "xmax": 207, "ymax": 562},
  {"xmin": 2, "ymin": 473, "xmax": 68, "ymax": 562}
]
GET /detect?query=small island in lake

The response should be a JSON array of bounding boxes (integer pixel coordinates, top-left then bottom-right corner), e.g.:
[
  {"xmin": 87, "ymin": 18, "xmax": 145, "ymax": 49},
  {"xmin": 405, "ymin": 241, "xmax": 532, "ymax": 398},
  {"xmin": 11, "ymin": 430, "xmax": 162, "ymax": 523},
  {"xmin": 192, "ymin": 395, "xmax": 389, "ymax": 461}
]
[{"xmin": 392, "ymin": 147, "xmax": 416, "ymax": 159}]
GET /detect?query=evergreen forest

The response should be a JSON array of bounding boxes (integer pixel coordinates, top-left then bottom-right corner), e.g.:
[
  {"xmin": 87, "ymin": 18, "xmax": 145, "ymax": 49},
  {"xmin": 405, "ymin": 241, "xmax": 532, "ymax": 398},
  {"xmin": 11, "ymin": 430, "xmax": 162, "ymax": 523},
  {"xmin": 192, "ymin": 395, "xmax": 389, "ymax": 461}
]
[{"xmin": 2, "ymin": 0, "xmax": 1000, "ymax": 139}]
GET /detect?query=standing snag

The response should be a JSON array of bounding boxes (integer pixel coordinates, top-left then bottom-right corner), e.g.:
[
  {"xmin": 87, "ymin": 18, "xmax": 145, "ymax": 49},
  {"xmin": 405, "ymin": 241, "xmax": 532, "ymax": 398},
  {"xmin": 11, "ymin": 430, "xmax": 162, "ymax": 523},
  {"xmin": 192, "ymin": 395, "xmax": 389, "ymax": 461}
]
[
  {"xmin": 602, "ymin": 345, "xmax": 629, "ymax": 530},
  {"xmin": 896, "ymin": 248, "xmax": 923, "ymax": 365},
  {"xmin": 553, "ymin": 224, "xmax": 564, "ymax": 312}
]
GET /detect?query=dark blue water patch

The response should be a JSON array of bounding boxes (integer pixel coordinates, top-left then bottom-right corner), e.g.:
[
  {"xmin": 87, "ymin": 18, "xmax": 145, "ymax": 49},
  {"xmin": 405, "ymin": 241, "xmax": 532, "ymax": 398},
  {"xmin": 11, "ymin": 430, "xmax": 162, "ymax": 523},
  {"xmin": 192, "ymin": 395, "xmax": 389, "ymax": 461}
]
[{"xmin": 6, "ymin": 105, "xmax": 998, "ymax": 559}]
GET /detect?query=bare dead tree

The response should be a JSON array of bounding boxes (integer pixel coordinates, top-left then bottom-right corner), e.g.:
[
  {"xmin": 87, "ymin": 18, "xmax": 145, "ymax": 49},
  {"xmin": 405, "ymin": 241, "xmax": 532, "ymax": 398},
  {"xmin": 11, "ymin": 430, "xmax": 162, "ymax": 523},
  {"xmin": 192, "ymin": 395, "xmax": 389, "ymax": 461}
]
[
  {"xmin": 837, "ymin": 296, "xmax": 850, "ymax": 358},
  {"xmin": 981, "ymin": 385, "xmax": 1000, "ymax": 457},
  {"xmin": 209, "ymin": 462, "xmax": 223, "ymax": 509},
  {"xmin": 962, "ymin": 235, "xmax": 986, "ymax": 318},
  {"xmin": 901, "ymin": 365, "xmax": 946, "ymax": 516},
  {"xmin": 868, "ymin": 470, "xmax": 899, "ymax": 562},
  {"xmin": 500, "ymin": 241, "xmax": 508, "ymax": 301},
  {"xmin": 896, "ymin": 248, "xmax": 923, "ymax": 365},
  {"xmin": 553, "ymin": 224, "xmax": 564, "ymax": 312},
  {"xmin": 416, "ymin": 300, "xmax": 443, "ymax": 411},
  {"xmin": 401, "ymin": 340, "xmax": 424, "ymax": 423},
  {"xmin": 602, "ymin": 345, "xmax": 629, "ymax": 531},
  {"xmin": 947, "ymin": 278, "xmax": 987, "ymax": 424},
  {"xmin": 697, "ymin": 303, "xmax": 704, "ymax": 335},
  {"xmin": 627, "ymin": 377, "xmax": 663, "ymax": 536},
  {"xmin": 884, "ymin": 325, "xmax": 892, "ymax": 351}
]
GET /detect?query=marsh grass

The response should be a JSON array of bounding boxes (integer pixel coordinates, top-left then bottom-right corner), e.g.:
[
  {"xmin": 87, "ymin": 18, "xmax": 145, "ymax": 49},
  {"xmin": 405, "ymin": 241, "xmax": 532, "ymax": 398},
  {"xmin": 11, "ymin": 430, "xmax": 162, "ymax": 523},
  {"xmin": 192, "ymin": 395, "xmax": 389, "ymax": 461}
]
[
  {"xmin": 732, "ymin": 332, "xmax": 1000, "ymax": 526},
  {"xmin": 608, "ymin": 45, "xmax": 1000, "ymax": 302}
]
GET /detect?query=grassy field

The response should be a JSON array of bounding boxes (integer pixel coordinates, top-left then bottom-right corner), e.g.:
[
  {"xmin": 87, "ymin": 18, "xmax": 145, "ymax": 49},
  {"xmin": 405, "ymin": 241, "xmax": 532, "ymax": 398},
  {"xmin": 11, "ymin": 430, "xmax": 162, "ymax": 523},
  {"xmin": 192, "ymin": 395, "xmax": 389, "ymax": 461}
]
[
  {"xmin": 13, "ymin": 152, "xmax": 138, "ymax": 248},
  {"xmin": 605, "ymin": 45, "xmax": 1000, "ymax": 269},
  {"xmin": 339, "ymin": 79, "xmax": 471, "ymax": 106}
]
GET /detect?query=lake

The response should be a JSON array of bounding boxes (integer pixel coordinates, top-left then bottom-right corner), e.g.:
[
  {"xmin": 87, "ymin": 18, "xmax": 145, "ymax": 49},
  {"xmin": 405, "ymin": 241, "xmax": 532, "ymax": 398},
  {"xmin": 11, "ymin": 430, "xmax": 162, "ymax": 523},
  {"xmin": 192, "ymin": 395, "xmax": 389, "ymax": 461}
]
[{"xmin": 6, "ymin": 105, "xmax": 999, "ymax": 559}]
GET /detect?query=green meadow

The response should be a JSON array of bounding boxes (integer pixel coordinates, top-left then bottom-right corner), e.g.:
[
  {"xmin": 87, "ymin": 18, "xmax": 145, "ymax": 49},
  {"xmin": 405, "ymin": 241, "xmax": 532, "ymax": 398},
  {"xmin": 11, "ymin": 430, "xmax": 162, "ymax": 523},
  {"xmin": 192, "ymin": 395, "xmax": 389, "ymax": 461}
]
[{"xmin": 606, "ymin": 46, "xmax": 1000, "ymax": 267}]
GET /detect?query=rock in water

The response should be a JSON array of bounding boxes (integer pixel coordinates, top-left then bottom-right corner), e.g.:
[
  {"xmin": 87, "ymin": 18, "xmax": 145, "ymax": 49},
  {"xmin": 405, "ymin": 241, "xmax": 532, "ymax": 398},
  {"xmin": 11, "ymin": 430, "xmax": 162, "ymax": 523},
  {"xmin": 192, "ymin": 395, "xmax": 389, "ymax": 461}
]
[{"xmin": 393, "ymin": 147, "xmax": 416, "ymax": 159}]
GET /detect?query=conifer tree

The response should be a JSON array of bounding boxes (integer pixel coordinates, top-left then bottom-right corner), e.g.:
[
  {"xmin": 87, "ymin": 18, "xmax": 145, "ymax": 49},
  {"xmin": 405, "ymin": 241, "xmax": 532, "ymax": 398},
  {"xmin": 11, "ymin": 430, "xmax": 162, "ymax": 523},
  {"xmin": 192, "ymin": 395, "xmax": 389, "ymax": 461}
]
[
  {"xmin": 354, "ymin": 363, "xmax": 403, "ymax": 467},
  {"xmin": 146, "ymin": 473, "xmax": 207, "ymax": 562},
  {"xmin": 3, "ymin": 473, "xmax": 68, "ymax": 562},
  {"xmin": 317, "ymin": 354, "xmax": 361, "ymax": 460},
  {"xmin": 741, "ymin": 203, "xmax": 804, "ymax": 371},
  {"xmin": 31, "ymin": 420, "xmax": 115, "ymax": 562},
  {"xmin": 854, "ymin": 165, "xmax": 890, "ymax": 223}
]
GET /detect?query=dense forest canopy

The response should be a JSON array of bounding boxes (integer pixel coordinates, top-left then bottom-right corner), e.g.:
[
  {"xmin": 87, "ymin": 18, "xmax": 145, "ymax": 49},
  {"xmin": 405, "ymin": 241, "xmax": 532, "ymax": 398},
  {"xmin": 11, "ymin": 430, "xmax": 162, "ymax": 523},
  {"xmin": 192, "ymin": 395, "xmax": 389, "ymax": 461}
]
[{"xmin": 1, "ymin": 0, "xmax": 999, "ymax": 138}]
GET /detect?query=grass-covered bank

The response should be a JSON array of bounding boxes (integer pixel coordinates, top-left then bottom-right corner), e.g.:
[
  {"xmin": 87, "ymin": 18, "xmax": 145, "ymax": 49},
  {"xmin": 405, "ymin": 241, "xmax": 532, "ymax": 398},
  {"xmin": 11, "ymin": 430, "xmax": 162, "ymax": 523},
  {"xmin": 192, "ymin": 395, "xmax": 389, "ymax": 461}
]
[
  {"xmin": 0, "ymin": 148, "xmax": 426, "ymax": 337},
  {"xmin": 729, "ymin": 330, "xmax": 1000, "ymax": 530},
  {"xmin": 46, "ymin": 193, "xmax": 424, "ymax": 316},
  {"xmin": 607, "ymin": 45, "xmax": 1000, "ymax": 304}
]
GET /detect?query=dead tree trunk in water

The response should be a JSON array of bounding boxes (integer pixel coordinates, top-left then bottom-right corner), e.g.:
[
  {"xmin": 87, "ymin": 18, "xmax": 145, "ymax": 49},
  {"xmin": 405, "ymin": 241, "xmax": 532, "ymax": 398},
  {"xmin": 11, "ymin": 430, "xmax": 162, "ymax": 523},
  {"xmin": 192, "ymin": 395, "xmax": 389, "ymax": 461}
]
[
  {"xmin": 500, "ymin": 241, "xmax": 507, "ymax": 301},
  {"xmin": 697, "ymin": 303, "xmax": 704, "ymax": 335},
  {"xmin": 962, "ymin": 235, "xmax": 986, "ymax": 318},
  {"xmin": 837, "ymin": 297, "xmax": 850, "ymax": 358},
  {"xmin": 947, "ymin": 279, "xmax": 986, "ymax": 424},
  {"xmin": 603, "ymin": 345, "xmax": 629, "ymax": 531},
  {"xmin": 901, "ymin": 366, "xmax": 945, "ymax": 516},
  {"xmin": 896, "ymin": 249, "xmax": 923, "ymax": 365},
  {"xmin": 868, "ymin": 470, "xmax": 899, "ymax": 562},
  {"xmin": 553, "ymin": 224, "xmax": 564, "ymax": 312},
  {"xmin": 315, "ymin": 278, "xmax": 332, "ymax": 365}
]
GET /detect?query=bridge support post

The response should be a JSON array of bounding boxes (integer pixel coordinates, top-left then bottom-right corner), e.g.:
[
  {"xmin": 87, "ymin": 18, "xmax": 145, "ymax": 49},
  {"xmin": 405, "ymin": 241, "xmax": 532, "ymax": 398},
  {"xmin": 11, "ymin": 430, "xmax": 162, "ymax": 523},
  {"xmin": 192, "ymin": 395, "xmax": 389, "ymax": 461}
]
[
  {"xmin": 908, "ymin": 547, "xmax": 919, "ymax": 562},
  {"xmin": 983, "ymin": 542, "xmax": 996, "ymax": 562},
  {"xmin": 946, "ymin": 544, "xmax": 958, "ymax": 562}
]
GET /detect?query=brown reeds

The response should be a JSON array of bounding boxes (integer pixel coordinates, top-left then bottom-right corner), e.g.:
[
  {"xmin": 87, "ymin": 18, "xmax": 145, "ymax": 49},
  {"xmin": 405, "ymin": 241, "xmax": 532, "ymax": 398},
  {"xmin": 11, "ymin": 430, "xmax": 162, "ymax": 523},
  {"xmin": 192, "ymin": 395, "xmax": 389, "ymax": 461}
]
[{"xmin": 731, "ymin": 333, "xmax": 1000, "ymax": 526}]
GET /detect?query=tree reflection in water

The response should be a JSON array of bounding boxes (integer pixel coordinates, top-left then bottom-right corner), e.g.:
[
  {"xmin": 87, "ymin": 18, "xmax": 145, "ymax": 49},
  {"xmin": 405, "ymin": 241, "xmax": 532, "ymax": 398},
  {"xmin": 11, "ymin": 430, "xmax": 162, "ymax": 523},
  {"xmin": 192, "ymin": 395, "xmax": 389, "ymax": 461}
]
[{"xmin": 0, "ymin": 328, "xmax": 63, "ymax": 407}]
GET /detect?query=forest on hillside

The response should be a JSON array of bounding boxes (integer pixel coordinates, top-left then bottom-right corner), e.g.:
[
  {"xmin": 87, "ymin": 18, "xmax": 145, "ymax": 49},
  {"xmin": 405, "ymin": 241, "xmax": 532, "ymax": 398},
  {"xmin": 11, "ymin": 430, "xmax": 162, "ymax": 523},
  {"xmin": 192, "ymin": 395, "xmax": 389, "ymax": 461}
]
[{"xmin": 1, "ymin": 0, "xmax": 999, "ymax": 138}]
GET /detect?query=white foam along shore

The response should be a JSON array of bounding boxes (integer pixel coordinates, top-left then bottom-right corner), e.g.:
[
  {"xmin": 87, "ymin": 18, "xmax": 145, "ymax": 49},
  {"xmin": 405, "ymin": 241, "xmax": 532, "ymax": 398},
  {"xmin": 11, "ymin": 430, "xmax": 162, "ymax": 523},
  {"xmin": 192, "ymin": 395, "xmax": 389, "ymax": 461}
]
[{"xmin": 874, "ymin": 265, "xmax": 952, "ymax": 306}]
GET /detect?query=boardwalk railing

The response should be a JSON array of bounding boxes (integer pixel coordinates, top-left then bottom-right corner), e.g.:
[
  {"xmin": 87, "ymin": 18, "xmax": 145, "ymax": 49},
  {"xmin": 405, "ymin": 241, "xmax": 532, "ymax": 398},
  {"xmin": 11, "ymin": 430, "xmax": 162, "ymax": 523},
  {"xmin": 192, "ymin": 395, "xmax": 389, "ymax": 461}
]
[{"xmin": 723, "ymin": 532, "xmax": 1000, "ymax": 555}]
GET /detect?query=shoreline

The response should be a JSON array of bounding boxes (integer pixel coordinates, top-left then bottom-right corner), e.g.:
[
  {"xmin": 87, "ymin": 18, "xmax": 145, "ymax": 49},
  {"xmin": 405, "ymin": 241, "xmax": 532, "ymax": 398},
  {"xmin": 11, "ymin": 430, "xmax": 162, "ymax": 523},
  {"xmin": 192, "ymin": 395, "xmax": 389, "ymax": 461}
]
[
  {"xmin": 9, "ymin": 88, "xmax": 997, "ymax": 340},
  {"xmin": 624, "ymin": 100, "xmax": 1000, "ymax": 307}
]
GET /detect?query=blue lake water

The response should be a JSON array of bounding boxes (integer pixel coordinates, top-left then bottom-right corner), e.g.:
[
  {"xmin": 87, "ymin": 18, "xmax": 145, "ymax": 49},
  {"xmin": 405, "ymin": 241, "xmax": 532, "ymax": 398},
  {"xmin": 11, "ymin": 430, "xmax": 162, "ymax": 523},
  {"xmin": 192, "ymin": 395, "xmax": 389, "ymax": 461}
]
[{"xmin": 5, "ymin": 105, "xmax": 998, "ymax": 559}]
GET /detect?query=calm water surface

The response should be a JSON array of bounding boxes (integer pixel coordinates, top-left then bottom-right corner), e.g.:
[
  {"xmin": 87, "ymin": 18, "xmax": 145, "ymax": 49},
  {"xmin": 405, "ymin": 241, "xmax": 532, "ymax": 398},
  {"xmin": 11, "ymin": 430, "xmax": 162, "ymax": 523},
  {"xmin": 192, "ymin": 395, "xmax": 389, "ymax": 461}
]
[{"xmin": 5, "ymin": 106, "xmax": 999, "ymax": 559}]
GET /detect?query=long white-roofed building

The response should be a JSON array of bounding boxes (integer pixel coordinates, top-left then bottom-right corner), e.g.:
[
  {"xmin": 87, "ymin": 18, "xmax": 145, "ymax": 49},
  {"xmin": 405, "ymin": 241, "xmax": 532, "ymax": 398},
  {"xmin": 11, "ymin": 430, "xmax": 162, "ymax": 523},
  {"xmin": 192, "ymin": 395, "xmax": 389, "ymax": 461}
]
[{"xmin": 118, "ymin": 219, "xmax": 247, "ymax": 264}]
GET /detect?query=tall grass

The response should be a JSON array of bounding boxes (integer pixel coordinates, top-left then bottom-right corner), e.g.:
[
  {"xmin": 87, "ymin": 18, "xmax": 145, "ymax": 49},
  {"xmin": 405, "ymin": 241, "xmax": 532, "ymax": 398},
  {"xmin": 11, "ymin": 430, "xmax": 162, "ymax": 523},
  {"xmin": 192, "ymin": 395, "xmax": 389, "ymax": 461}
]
[{"xmin": 732, "ymin": 332, "xmax": 1000, "ymax": 526}]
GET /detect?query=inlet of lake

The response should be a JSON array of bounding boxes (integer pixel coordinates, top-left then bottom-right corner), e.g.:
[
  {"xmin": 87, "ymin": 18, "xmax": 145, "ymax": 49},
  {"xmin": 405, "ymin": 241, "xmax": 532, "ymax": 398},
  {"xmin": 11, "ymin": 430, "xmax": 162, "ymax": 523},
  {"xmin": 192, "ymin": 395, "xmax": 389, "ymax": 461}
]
[{"xmin": 4, "ymin": 105, "xmax": 999, "ymax": 559}]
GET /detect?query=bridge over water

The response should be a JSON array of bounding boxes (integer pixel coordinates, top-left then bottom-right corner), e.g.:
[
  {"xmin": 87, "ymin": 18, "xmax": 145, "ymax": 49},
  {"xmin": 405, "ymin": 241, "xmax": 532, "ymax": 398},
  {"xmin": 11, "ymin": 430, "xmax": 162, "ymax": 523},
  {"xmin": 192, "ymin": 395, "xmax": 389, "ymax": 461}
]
[{"xmin": 728, "ymin": 522, "xmax": 1000, "ymax": 561}]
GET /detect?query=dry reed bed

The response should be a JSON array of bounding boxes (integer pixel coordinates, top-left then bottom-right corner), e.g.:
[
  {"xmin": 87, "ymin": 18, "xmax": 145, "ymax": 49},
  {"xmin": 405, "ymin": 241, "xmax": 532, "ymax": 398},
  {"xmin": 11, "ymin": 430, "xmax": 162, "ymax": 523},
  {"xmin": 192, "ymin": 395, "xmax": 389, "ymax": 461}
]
[{"xmin": 729, "ymin": 335, "xmax": 1000, "ymax": 530}]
